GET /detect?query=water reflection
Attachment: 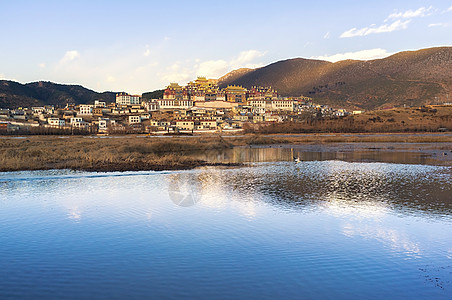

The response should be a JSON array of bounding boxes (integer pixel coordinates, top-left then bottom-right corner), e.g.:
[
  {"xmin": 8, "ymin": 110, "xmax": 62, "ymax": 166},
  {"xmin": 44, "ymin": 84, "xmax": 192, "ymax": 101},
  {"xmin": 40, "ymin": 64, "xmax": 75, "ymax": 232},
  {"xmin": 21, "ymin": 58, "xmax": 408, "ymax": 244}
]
[
  {"xmin": 0, "ymin": 161, "xmax": 451, "ymax": 299},
  {"xmin": 342, "ymin": 223, "xmax": 422, "ymax": 258},
  {"xmin": 160, "ymin": 160, "xmax": 452, "ymax": 220},
  {"xmin": 195, "ymin": 143, "xmax": 452, "ymax": 166},
  {"xmin": 223, "ymin": 161, "xmax": 452, "ymax": 218}
]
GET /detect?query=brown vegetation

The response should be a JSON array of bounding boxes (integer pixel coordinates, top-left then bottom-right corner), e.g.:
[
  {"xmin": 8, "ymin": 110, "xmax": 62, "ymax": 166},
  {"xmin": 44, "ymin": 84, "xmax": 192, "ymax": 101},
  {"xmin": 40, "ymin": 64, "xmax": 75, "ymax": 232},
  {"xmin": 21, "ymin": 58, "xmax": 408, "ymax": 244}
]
[
  {"xmin": 2, "ymin": 131, "xmax": 452, "ymax": 172},
  {"xmin": 0, "ymin": 136, "xmax": 235, "ymax": 172},
  {"xmin": 245, "ymin": 106, "xmax": 452, "ymax": 134}
]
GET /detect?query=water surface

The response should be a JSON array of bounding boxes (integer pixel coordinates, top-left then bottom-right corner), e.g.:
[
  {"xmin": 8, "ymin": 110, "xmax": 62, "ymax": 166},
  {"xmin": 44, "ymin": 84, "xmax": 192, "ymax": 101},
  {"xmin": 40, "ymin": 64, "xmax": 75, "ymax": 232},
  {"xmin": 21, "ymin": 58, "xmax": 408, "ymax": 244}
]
[{"xmin": 0, "ymin": 152, "xmax": 451, "ymax": 299}]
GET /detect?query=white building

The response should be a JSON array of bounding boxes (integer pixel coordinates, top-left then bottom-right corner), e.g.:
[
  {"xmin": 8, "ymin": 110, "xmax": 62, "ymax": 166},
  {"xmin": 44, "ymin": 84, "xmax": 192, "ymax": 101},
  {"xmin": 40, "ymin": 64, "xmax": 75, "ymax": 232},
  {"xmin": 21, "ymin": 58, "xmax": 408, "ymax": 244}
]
[
  {"xmin": 48, "ymin": 118, "xmax": 65, "ymax": 127},
  {"xmin": 143, "ymin": 101, "xmax": 159, "ymax": 112},
  {"xmin": 78, "ymin": 105, "xmax": 93, "ymax": 115},
  {"xmin": 70, "ymin": 117, "xmax": 83, "ymax": 124},
  {"xmin": 98, "ymin": 118, "xmax": 115, "ymax": 132},
  {"xmin": 271, "ymin": 100, "xmax": 294, "ymax": 111},
  {"xmin": 116, "ymin": 93, "xmax": 141, "ymax": 105},
  {"xmin": 248, "ymin": 99, "xmax": 267, "ymax": 109},
  {"xmin": 32, "ymin": 107, "xmax": 45, "ymax": 114},
  {"xmin": 129, "ymin": 115, "xmax": 141, "ymax": 124},
  {"xmin": 94, "ymin": 100, "xmax": 107, "ymax": 108},
  {"xmin": 157, "ymin": 99, "xmax": 193, "ymax": 110}
]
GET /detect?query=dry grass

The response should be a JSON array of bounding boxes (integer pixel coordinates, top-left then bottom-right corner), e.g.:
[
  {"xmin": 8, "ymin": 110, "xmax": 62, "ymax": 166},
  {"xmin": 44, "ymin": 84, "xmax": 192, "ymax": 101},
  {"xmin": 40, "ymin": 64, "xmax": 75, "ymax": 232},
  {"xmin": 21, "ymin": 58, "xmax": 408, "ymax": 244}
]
[
  {"xmin": 0, "ymin": 136, "xmax": 233, "ymax": 172},
  {"xmin": 245, "ymin": 106, "xmax": 452, "ymax": 134},
  {"xmin": 228, "ymin": 133, "xmax": 452, "ymax": 145},
  {"xmin": 1, "ymin": 133, "xmax": 452, "ymax": 172}
]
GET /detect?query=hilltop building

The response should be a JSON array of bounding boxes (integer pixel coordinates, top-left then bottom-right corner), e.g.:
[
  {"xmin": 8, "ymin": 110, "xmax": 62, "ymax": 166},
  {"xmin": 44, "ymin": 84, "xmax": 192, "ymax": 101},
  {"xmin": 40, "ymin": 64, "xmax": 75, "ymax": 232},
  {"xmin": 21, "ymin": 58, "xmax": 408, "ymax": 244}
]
[
  {"xmin": 162, "ymin": 78, "xmax": 268, "ymax": 105},
  {"xmin": 116, "ymin": 92, "xmax": 141, "ymax": 105}
]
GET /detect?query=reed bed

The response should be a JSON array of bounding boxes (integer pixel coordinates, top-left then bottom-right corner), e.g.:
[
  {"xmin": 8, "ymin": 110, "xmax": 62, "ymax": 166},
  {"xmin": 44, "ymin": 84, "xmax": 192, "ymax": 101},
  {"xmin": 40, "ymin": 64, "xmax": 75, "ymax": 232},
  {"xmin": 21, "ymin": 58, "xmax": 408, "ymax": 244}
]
[
  {"xmin": 0, "ymin": 136, "xmax": 234, "ymax": 172},
  {"xmin": 1, "ymin": 133, "xmax": 451, "ymax": 171}
]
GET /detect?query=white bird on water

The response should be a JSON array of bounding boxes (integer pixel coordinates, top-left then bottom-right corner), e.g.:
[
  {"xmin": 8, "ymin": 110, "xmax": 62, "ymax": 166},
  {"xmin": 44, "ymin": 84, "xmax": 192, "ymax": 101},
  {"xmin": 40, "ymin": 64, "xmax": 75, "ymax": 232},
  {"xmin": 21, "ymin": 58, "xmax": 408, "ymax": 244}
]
[{"xmin": 291, "ymin": 148, "xmax": 302, "ymax": 163}]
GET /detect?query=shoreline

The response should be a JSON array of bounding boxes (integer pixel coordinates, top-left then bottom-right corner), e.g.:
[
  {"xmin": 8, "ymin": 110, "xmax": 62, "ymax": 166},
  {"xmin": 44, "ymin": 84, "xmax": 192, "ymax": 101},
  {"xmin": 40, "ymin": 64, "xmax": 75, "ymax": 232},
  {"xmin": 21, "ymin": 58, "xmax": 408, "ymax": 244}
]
[{"xmin": 1, "ymin": 133, "xmax": 452, "ymax": 172}]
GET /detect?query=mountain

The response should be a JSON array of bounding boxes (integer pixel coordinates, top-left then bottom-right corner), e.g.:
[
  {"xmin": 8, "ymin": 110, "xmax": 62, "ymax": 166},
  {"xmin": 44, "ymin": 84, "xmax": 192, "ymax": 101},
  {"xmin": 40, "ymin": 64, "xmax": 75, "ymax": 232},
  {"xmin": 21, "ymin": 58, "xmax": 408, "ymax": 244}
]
[
  {"xmin": 0, "ymin": 81, "xmax": 116, "ymax": 109},
  {"xmin": 142, "ymin": 89, "xmax": 164, "ymax": 100},
  {"xmin": 2, "ymin": 47, "xmax": 451, "ymax": 110},
  {"xmin": 218, "ymin": 47, "xmax": 452, "ymax": 110},
  {"xmin": 218, "ymin": 68, "xmax": 254, "ymax": 84}
]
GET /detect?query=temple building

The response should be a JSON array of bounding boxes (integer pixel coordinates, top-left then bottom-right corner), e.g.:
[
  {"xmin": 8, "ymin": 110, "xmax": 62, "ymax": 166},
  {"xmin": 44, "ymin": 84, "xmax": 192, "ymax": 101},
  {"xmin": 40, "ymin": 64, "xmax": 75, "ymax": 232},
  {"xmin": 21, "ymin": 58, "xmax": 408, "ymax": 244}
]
[
  {"xmin": 162, "ymin": 78, "xmax": 279, "ymax": 104},
  {"xmin": 224, "ymin": 85, "xmax": 247, "ymax": 103}
]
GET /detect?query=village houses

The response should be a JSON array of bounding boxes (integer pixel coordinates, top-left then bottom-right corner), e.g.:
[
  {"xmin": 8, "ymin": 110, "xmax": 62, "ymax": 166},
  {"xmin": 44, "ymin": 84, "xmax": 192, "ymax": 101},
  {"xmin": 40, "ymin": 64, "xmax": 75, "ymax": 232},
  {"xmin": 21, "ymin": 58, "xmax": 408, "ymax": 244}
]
[{"xmin": 0, "ymin": 76, "xmax": 349, "ymax": 134}]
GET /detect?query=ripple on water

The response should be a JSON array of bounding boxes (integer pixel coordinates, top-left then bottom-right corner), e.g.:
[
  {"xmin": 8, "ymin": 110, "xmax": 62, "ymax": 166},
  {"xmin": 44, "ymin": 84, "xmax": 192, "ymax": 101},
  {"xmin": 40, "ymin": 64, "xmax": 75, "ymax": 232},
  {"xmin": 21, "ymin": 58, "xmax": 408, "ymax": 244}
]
[{"xmin": 0, "ymin": 162, "xmax": 451, "ymax": 299}]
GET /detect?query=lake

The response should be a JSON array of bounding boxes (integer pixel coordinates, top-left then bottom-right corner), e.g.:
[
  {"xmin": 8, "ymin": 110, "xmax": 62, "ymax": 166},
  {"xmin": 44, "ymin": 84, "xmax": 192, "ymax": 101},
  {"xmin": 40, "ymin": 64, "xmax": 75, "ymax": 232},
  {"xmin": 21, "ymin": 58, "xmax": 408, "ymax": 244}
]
[{"xmin": 0, "ymin": 146, "xmax": 451, "ymax": 299}]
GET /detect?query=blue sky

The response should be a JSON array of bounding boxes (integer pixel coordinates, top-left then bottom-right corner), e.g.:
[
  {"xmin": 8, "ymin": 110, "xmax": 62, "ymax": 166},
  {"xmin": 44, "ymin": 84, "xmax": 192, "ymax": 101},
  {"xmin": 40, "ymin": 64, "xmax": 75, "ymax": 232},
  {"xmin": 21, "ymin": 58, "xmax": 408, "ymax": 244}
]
[{"xmin": 1, "ymin": 0, "xmax": 451, "ymax": 93}]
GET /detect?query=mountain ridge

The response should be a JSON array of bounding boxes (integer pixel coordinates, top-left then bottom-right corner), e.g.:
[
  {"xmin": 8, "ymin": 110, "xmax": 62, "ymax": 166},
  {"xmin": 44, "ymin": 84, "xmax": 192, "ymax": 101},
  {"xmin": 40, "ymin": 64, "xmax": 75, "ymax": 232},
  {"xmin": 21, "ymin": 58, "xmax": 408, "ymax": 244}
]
[
  {"xmin": 1, "ymin": 46, "xmax": 451, "ymax": 110},
  {"xmin": 0, "ymin": 80, "xmax": 117, "ymax": 109},
  {"xmin": 218, "ymin": 46, "xmax": 452, "ymax": 110}
]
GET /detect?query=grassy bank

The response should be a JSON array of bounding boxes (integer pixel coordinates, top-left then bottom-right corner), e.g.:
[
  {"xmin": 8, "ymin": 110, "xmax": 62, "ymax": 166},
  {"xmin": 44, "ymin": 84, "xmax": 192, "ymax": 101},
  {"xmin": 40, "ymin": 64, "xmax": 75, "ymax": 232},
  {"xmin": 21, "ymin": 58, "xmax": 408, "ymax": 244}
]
[
  {"xmin": 0, "ymin": 136, "xmax": 235, "ymax": 172},
  {"xmin": 245, "ymin": 106, "xmax": 452, "ymax": 134},
  {"xmin": 228, "ymin": 132, "xmax": 452, "ymax": 145},
  {"xmin": 1, "ymin": 133, "xmax": 452, "ymax": 172}
]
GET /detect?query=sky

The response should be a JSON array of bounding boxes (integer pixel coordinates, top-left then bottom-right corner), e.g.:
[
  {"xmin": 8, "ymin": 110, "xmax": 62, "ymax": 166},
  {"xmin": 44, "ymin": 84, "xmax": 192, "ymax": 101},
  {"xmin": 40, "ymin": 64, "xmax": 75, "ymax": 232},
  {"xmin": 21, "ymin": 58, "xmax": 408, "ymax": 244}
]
[{"xmin": 0, "ymin": 0, "xmax": 451, "ymax": 94}]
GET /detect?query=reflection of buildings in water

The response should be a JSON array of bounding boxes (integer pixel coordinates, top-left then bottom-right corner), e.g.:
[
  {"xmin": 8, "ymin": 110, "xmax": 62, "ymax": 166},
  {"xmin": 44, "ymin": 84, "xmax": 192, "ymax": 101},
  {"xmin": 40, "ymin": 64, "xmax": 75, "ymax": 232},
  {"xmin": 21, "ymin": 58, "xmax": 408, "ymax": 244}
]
[
  {"xmin": 168, "ymin": 156, "xmax": 450, "ymax": 218},
  {"xmin": 207, "ymin": 145, "xmax": 451, "ymax": 166}
]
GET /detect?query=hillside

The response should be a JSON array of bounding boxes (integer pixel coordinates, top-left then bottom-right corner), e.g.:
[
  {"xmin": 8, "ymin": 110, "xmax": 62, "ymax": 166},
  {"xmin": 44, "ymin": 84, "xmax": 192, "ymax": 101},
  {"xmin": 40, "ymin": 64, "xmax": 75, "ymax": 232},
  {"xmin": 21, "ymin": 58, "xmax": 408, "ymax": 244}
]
[
  {"xmin": 218, "ymin": 47, "xmax": 452, "ymax": 110},
  {"xmin": 0, "ymin": 81, "xmax": 116, "ymax": 109},
  {"xmin": 2, "ymin": 47, "xmax": 451, "ymax": 110}
]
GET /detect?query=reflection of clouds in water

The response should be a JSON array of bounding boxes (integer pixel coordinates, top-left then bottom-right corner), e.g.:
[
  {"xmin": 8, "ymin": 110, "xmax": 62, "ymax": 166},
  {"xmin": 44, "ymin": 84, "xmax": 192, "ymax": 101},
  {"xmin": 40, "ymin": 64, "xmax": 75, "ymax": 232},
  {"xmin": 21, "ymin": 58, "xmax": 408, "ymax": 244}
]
[
  {"xmin": 322, "ymin": 195, "xmax": 389, "ymax": 220},
  {"xmin": 167, "ymin": 169, "xmax": 260, "ymax": 219},
  {"xmin": 167, "ymin": 173, "xmax": 201, "ymax": 207},
  {"xmin": 323, "ymin": 193, "xmax": 424, "ymax": 258},
  {"xmin": 235, "ymin": 200, "xmax": 258, "ymax": 219},
  {"xmin": 198, "ymin": 169, "xmax": 259, "ymax": 219},
  {"xmin": 343, "ymin": 224, "xmax": 421, "ymax": 258},
  {"xmin": 447, "ymin": 249, "xmax": 452, "ymax": 259},
  {"xmin": 68, "ymin": 206, "xmax": 81, "ymax": 221},
  {"xmin": 196, "ymin": 171, "xmax": 229, "ymax": 209}
]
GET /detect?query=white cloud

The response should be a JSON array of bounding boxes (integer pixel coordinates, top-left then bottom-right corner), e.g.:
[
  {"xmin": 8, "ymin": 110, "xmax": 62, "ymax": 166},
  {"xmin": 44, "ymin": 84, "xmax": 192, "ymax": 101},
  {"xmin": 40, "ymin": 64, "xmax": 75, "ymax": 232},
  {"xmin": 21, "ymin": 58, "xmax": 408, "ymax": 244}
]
[
  {"xmin": 312, "ymin": 48, "xmax": 393, "ymax": 62},
  {"xmin": 428, "ymin": 23, "xmax": 451, "ymax": 27},
  {"xmin": 230, "ymin": 50, "xmax": 265, "ymax": 69},
  {"xmin": 340, "ymin": 20, "xmax": 410, "ymax": 38},
  {"xmin": 160, "ymin": 62, "xmax": 193, "ymax": 84},
  {"xmin": 323, "ymin": 32, "xmax": 330, "ymax": 39},
  {"xmin": 196, "ymin": 60, "xmax": 229, "ymax": 78},
  {"xmin": 341, "ymin": 6, "xmax": 435, "ymax": 38},
  {"xmin": 38, "ymin": 63, "xmax": 46, "ymax": 68},
  {"xmin": 0, "ymin": 73, "xmax": 5, "ymax": 79},
  {"xmin": 161, "ymin": 50, "xmax": 266, "ymax": 83},
  {"xmin": 144, "ymin": 49, "xmax": 151, "ymax": 57},
  {"xmin": 386, "ymin": 6, "xmax": 433, "ymax": 21},
  {"xmin": 448, "ymin": 6, "xmax": 452, "ymax": 12},
  {"xmin": 60, "ymin": 50, "xmax": 80, "ymax": 64}
]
